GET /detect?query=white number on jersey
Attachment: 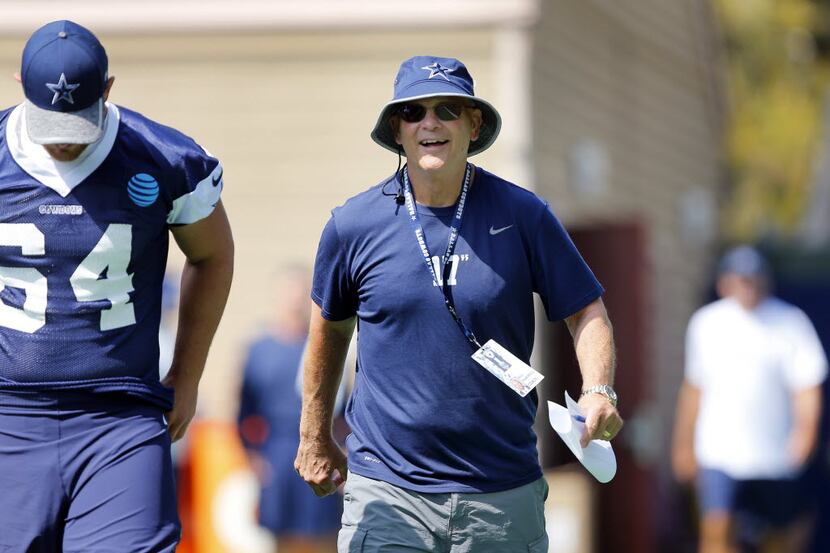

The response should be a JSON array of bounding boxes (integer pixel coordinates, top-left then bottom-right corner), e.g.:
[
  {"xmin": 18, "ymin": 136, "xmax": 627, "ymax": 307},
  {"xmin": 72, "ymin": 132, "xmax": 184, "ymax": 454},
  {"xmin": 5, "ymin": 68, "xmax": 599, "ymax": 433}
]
[
  {"xmin": 0, "ymin": 223, "xmax": 135, "ymax": 333},
  {"xmin": 0, "ymin": 223, "xmax": 47, "ymax": 332},
  {"xmin": 431, "ymin": 254, "xmax": 461, "ymax": 287},
  {"xmin": 70, "ymin": 224, "xmax": 136, "ymax": 331}
]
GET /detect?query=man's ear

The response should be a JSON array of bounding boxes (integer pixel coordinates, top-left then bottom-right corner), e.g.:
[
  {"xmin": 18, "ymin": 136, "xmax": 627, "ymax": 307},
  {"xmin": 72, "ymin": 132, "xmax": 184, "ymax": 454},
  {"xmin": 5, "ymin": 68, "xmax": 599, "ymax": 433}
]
[
  {"xmin": 102, "ymin": 76, "xmax": 115, "ymax": 101},
  {"xmin": 469, "ymin": 107, "xmax": 483, "ymax": 142},
  {"xmin": 12, "ymin": 72, "xmax": 21, "ymax": 83},
  {"xmin": 389, "ymin": 116, "xmax": 402, "ymax": 145}
]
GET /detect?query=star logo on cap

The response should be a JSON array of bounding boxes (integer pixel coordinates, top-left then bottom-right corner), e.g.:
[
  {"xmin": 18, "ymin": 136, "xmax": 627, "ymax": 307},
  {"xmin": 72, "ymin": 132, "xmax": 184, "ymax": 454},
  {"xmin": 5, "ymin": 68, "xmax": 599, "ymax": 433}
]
[
  {"xmin": 45, "ymin": 73, "xmax": 80, "ymax": 105},
  {"xmin": 421, "ymin": 62, "xmax": 454, "ymax": 81}
]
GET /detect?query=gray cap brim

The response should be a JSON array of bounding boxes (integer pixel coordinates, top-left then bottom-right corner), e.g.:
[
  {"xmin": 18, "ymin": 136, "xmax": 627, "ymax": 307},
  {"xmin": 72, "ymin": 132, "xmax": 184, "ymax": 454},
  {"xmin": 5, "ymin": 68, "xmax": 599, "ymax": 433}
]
[{"xmin": 24, "ymin": 99, "xmax": 104, "ymax": 145}]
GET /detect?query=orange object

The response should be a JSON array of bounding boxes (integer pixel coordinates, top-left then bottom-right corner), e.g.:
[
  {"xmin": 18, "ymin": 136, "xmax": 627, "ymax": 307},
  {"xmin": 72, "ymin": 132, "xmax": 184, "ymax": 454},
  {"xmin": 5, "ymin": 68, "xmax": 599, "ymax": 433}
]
[
  {"xmin": 176, "ymin": 443, "xmax": 194, "ymax": 553},
  {"xmin": 186, "ymin": 419, "xmax": 275, "ymax": 553}
]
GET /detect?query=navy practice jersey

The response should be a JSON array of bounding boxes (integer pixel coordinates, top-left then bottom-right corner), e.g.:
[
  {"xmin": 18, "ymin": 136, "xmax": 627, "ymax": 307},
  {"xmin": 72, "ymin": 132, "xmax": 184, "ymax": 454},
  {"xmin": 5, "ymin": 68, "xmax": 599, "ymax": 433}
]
[
  {"xmin": 238, "ymin": 334, "xmax": 307, "ymax": 450},
  {"xmin": 313, "ymin": 167, "xmax": 603, "ymax": 493},
  {"xmin": 0, "ymin": 103, "xmax": 222, "ymax": 409},
  {"xmin": 238, "ymin": 335, "xmax": 344, "ymax": 535}
]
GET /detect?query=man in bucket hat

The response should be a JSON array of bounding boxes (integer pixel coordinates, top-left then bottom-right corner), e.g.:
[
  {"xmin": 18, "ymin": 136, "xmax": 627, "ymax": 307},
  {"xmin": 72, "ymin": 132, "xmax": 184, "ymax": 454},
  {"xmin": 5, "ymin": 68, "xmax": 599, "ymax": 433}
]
[
  {"xmin": 0, "ymin": 20, "xmax": 233, "ymax": 551},
  {"xmin": 296, "ymin": 55, "xmax": 622, "ymax": 551}
]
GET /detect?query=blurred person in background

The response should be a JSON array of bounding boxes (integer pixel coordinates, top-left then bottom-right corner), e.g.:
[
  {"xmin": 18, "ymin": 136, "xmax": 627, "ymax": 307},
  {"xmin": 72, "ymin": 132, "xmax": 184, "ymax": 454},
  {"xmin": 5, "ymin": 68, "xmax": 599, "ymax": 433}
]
[
  {"xmin": 238, "ymin": 266, "xmax": 342, "ymax": 553},
  {"xmin": 672, "ymin": 245, "xmax": 828, "ymax": 553},
  {"xmin": 295, "ymin": 55, "xmax": 622, "ymax": 552},
  {"xmin": 0, "ymin": 20, "xmax": 233, "ymax": 552}
]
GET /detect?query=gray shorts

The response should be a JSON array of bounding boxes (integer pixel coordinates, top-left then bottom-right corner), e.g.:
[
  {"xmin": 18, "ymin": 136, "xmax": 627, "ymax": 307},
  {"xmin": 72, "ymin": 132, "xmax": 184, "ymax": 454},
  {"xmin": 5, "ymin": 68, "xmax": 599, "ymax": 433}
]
[{"xmin": 338, "ymin": 473, "xmax": 549, "ymax": 553}]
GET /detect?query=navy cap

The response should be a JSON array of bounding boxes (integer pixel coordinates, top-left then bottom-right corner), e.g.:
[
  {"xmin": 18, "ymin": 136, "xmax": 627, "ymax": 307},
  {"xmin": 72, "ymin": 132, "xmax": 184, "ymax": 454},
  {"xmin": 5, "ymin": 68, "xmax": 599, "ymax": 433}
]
[
  {"xmin": 718, "ymin": 245, "xmax": 771, "ymax": 278},
  {"xmin": 371, "ymin": 56, "xmax": 501, "ymax": 156},
  {"xmin": 21, "ymin": 20, "xmax": 108, "ymax": 145}
]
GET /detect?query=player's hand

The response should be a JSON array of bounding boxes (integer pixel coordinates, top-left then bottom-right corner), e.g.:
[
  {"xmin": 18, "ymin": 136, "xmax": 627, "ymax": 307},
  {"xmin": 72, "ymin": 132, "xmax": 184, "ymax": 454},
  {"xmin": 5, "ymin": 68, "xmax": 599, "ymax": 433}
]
[
  {"xmin": 294, "ymin": 435, "xmax": 348, "ymax": 497},
  {"xmin": 577, "ymin": 393, "xmax": 623, "ymax": 448},
  {"xmin": 162, "ymin": 371, "xmax": 199, "ymax": 442}
]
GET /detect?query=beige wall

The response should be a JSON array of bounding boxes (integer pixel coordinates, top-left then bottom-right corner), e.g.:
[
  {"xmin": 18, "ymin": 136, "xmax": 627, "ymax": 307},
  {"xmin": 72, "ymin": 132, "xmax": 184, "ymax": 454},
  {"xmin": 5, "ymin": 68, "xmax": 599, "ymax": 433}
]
[
  {"xmin": 532, "ymin": 0, "xmax": 724, "ymax": 461},
  {"xmin": 0, "ymin": 29, "xmax": 523, "ymax": 420}
]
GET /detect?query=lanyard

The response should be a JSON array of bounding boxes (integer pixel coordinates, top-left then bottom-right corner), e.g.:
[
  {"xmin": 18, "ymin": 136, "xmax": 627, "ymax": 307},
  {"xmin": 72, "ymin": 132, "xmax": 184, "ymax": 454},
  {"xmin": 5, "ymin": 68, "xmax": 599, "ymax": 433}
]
[{"xmin": 402, "ymin": 164, "xmax": 481, "ymax": 350}]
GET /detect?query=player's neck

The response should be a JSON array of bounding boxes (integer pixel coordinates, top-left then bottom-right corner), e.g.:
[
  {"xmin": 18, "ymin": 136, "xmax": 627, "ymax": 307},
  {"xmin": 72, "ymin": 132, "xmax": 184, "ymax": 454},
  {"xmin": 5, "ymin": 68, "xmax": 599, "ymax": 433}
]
[
  {"xmin": 407, "ymin": 162, "xmax": 470, "ymax": 208},
  {"xmin": 733, "ymin": 295, "xmax": 764, "ymax": 311}
]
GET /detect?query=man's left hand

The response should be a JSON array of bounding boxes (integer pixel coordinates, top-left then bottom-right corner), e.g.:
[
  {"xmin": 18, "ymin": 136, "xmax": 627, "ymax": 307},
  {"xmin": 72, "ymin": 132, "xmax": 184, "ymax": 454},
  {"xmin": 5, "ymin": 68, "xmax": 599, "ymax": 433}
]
[{"xmin": 577, "ymin": 393, "xmax": 623, "ymax": 447}]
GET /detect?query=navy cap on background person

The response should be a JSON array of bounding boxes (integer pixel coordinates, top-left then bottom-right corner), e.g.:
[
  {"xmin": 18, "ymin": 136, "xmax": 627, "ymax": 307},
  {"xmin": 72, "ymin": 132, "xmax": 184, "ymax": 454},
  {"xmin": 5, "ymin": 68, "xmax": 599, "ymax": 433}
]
[
  {"xmin": 717, "ymin": 245, "xmax": 771, "ymax": 278},
  {"xmin": 371, "ymin": 55, "xmax": 502, "ymax": 156},
  {"xmin": 21, "ymin": 20, "xmax": 109, "ymax": 145}
]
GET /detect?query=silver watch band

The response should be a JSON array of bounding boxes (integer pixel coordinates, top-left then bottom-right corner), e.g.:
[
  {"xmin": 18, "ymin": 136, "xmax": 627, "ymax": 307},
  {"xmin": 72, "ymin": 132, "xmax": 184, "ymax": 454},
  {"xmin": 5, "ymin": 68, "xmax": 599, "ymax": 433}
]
[{"xmin": 580, "ymin": 384, "xmax": 618, "ymax": 407}]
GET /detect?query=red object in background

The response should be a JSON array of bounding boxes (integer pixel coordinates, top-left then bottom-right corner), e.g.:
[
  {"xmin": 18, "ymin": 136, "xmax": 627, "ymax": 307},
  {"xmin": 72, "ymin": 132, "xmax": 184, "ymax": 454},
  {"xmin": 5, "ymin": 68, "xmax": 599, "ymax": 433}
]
[
  {"xmin": 543, "ymin": 221, "xmax": 654, "ymax": 553},
  {"xmin": 239, "ymin": 414, "xmax": 270, "ymax": 447},
  {"xmin": 176, "ymin": 445, "xmax": 194, "ymax": 553}
]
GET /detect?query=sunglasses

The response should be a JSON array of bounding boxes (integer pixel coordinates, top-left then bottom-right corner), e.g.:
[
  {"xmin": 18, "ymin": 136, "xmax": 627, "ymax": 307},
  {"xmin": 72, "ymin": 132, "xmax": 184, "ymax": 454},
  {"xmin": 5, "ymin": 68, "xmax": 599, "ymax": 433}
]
[{"xmin": 395, "ymin": 102, "xmax": 470, "ymax": 123}]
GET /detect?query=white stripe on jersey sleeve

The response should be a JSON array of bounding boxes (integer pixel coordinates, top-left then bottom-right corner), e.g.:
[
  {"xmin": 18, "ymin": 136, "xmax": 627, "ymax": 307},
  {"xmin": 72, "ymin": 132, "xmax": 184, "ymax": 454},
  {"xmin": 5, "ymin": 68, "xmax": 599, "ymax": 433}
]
[{"xmin": 167, "ymin": 163, "xmax": 223, "ymax": 225}]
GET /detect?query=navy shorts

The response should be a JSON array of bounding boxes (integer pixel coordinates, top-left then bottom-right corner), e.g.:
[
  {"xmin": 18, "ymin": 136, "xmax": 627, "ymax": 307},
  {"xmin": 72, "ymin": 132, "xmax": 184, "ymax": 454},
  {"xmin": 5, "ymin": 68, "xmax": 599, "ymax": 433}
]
[
  {"xmin": 0, "ymin": 390, "xmax": 180, "ymax": 553},
  {"xmin": 697, "ymin": 468, "xmax": 804, "ymax": 533}
]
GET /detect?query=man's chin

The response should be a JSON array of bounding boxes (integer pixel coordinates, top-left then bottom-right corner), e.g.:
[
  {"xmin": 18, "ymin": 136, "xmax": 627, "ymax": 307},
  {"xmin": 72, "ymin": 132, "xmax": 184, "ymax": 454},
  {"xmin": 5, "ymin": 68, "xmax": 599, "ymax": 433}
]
[
  {"xmin": 43, "ymin": 144, "xmax": 88, "ymax": 162},
  {"xmin": 417, "ymin": 155, "xmax": 447, "ymax": 172}
]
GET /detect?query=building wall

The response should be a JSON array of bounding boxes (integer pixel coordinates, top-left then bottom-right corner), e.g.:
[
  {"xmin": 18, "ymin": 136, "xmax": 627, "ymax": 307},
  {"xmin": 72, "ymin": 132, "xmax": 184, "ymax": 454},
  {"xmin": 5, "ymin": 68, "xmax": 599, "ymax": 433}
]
[{"xmin": 532, "ymin": 0, "xmax": 724, "ymax": 464}]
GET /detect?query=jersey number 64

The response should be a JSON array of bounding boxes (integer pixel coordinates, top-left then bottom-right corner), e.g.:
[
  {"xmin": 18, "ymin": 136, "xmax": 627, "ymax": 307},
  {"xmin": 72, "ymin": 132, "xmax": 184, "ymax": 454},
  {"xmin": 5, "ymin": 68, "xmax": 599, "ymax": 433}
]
[{"xmin": 0, "ymin": 223, "xmax": 135, "ymax": 333}]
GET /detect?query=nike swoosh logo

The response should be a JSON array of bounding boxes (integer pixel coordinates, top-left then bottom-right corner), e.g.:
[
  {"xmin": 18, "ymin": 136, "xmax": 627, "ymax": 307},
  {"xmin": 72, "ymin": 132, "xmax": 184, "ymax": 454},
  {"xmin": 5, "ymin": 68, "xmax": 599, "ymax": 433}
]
[
  {"xmin": 489, "ymin": 224, "xmax": 513, "ymax": 236},
  {"xmin": 211, "ymin": 168, "xmax": 223, "ymax": 187}
]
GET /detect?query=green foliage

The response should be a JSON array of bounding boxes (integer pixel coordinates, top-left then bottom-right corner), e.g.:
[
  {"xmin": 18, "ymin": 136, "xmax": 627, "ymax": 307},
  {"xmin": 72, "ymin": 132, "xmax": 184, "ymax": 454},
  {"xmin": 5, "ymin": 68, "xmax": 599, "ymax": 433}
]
[{"xmin": 715, "ymin": 0, "xmax": 830, "ymax": 241}]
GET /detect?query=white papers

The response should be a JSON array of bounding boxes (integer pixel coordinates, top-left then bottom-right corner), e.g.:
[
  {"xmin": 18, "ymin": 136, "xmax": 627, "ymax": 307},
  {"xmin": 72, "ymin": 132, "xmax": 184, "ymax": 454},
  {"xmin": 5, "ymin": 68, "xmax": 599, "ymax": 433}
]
[{"xmin": 547, "ymin": 392, "xmax": 617, "ymax": 483}]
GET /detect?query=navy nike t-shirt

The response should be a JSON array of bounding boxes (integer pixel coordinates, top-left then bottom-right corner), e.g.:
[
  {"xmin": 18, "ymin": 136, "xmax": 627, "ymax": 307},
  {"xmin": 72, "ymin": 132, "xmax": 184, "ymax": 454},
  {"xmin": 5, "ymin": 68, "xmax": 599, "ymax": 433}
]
[{"xmin": 312, "ymin": 166, "xmax": 603, "ymax": 493}]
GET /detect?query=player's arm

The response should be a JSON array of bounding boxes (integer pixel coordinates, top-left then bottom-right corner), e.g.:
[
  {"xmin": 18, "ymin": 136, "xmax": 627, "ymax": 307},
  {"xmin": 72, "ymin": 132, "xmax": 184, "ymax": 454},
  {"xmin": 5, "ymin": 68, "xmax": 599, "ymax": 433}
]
[
  {"xmin": 565, "ymin": 298, "xmax": 623, "ymax": 447},
  {"xmin": 788, "ymin": 384, "xmax": 822, "ymax": 468},
  {"xmin": 295, "ymin": 302, "xmax": 355, "ymax": 497},
  {"xmin": 671, "ymin": 379, "xmax": 700, "ymax": 483},
  {"xmin": 165, "ymin": 200, "xmax": 234, "ymax": 442}
]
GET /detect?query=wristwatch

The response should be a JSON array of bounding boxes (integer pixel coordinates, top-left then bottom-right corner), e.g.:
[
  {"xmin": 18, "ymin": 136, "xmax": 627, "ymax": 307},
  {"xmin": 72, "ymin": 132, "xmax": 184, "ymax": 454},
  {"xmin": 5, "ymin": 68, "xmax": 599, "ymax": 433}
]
[{"xmin": 580, "ymin": 385, "xmax": 618, "ymax": 407}]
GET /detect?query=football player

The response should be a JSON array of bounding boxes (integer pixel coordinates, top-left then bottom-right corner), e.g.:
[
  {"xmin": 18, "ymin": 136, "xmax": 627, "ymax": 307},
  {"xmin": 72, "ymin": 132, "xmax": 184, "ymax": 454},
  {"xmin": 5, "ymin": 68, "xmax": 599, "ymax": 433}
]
[{"xmin": 0, "ymin": 20, "xmax": 233, "ymax": 552}]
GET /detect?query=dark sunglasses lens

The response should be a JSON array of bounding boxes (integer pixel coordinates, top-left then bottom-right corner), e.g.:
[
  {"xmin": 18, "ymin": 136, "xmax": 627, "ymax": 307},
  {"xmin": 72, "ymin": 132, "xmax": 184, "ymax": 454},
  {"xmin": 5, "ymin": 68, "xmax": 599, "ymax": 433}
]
[
  {"xmin": 435, "ymin": 103, "xmax": 464, "ymax": 121},
  {"xmin": 398, "ymin": 104, "xmax": 426, "ymax": 123}
]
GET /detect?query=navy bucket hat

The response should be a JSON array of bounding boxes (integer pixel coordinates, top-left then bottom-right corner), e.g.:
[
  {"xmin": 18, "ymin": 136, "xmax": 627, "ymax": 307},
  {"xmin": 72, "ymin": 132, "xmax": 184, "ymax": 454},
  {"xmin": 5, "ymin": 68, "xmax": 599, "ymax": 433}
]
[{"xmin": 371, "ymin": 56, "xmax": 502, "ymax": 157}]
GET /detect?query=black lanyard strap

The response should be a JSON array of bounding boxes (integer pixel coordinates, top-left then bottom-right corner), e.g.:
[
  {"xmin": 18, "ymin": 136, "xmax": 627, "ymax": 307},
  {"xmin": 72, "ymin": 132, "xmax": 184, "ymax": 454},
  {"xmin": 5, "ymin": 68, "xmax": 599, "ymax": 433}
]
[{"xmin": 402, "ymin": 164, "xmax": 481, "ymax": 350}]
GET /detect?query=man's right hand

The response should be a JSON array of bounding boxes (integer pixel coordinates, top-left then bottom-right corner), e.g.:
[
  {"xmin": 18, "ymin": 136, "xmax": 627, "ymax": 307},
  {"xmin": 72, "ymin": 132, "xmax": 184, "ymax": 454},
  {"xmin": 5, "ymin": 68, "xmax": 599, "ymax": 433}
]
[{"xmin": 294, "ymin": 436, "xmax": 348, "ymax": 497}]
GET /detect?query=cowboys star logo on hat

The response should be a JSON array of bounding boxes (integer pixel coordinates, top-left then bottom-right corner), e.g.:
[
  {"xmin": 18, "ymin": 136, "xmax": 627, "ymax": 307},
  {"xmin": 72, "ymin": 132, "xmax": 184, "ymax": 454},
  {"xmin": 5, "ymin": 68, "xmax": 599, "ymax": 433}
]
[
  {"xmin": 421, "ymin": 62, "xmax": 454, "ymax": 80},
  {"xmin": 45, "ymin": 73, "xmax": 80, "ymax": 105}
]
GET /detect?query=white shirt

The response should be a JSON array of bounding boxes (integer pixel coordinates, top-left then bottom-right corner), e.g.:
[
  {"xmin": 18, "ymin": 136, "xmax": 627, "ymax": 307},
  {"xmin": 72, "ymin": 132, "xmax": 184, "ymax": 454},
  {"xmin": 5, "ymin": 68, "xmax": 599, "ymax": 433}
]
[{"xmin": 686, "ymin": 296, "xmax": 828, "ymax": 479}]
